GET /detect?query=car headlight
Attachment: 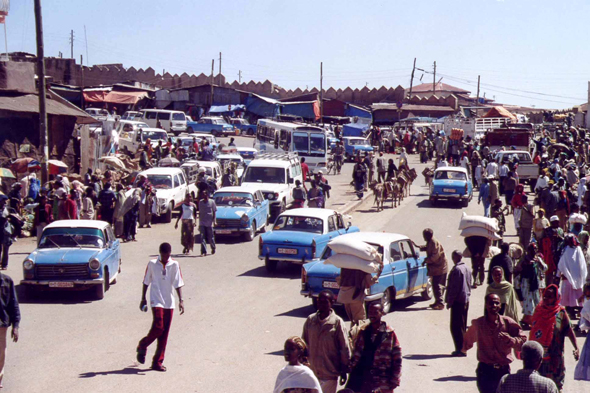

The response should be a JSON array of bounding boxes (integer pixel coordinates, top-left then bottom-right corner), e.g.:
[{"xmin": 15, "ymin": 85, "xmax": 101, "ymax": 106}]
[
  {"xmin": 267, "ymin": 193, "xmax": 275, "ymax": 200},
  {"xmin": 240, "ymin": 214, "xmax": 249, "ymax": 226},
  {"xmin": 23, "ymin": 259, "xmax": 34, "ymax": 270},
  {"xmin": 89, "ymin": 259, "xmax": 101, "ymax": 270}
]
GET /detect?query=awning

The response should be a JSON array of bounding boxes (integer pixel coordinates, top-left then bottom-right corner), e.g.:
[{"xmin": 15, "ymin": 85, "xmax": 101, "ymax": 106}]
[
  {"xmin": 209, "ymin": 104, "xmax": 245, "ymax": 113},
  {"xmin": 104, "ymin": 90, "xmax": 149, "ymax": 105},
  {"xmin": 83, "ymin": 90, "xmax": 110, "ymax": 103},
  {"xmin": 0, "ymin": 92, "xmax": 97, "ymax": 124}
]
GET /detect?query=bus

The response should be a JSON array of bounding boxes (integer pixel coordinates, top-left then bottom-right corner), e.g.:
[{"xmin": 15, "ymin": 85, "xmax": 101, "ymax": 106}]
[{"xmin": 255, "ymin": 119, "xmax": 328, "ymax": 173}]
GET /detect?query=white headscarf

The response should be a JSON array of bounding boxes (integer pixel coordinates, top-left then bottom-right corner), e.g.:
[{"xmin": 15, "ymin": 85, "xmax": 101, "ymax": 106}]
[
  {"xmin": 273, "ymin": 364, "xmax": 322, "ymax": 393},
  {"xmin": 558, "ymin": 245, "xmax": 588, "ymax": 290},
  {"xmin": 578, "ymin": 177, "xmax": 587, "ymax": 206}
]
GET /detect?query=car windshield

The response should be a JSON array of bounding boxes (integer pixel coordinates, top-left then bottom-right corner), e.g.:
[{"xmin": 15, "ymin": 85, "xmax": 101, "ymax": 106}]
[
  {"xmin": 322, "ymin": 242, "xmax": 384, "ymax": 259},
  {"xmin": 172, "ymin": 113, "xmax": 185, "ymax": 120},
  {"xmin": 39, "ymin": 227, "xmax": 105, "ymax": 249},
  {"xmin": 141, "ymin": 131, "xmax": 167, "ymax": 142},
  {"xmin": 242, "ymin": 167, "xmax": 286, "ymax": 184},
  {"xmin": 310, "ymin": 133, "xmax": 326, "ymax": 154},
  {"xmin": 293, "ymin": 132, "xmax": 310, "ymax": 154},
  {"xmin": 273, "ymin": 216, "xmax": 323, "ymax": 234},
  {"xmin": 503, "ymin": 153, "xmax": 531, "ymax": 162},
  {"xmin": 214, "ymin": 192, "xmax": 254, "ymax": 206},
  {"xmin": 146, "ymin": 175, "xmax": 173, "ymax": 189},
  {"xmin": 348, "ymin": 138, "xmax": 370, "ymax": 146},
  {"xmin": 435, "ymin": 171, "xmax": 466, "ymax": 181}
]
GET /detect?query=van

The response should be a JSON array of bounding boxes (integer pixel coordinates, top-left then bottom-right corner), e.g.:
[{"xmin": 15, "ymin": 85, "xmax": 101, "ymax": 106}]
[{"xmin": 140, "ymin": 109, "xmax": 187, "ymax": 135}]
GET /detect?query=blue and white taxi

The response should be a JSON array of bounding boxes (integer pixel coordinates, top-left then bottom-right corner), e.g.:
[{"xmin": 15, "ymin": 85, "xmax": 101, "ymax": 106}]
[
  {"xmin": 429, "ymin": 166, "xmax": 473, "ymax": 207},
  {"xmin": 301, "ymin": 232, "xmax": 432, "ymax": 314},
  {"xmin": 21, "ymin": 220, "xmax": 121, "ymax": 300},
  {"xmin": 259, "ymin": 208, "xmax": 359, "ymax": 272},
  {"xmin": 213, "ymin": 186, "xmax": 270, "ymax": 241}
]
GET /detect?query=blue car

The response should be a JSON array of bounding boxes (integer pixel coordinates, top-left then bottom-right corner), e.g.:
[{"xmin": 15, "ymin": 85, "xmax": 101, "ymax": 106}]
[
  {"xmin": 300, "ymin": 232, "xmax": 432, "ymax": 314},
  {"xmin": 429, "ymin": 166, "xmax": 473, "ymax": 207},
  {"xmin": 343, "ymin": 137, "xmax": 374, "ymax": 161},
  {"xmin": 21, "ymin": 220, "xmax": 121, "ymax": 300},
  {"xmin": 213, "ymin": 186, "xmax": 270, "ymax": 241},
  {"xmin": 259, "ymin": 208, "xmax": 359, "ymax": 272}
]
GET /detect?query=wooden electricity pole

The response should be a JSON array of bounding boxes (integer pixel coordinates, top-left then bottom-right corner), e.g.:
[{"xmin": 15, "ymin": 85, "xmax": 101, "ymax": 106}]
[
  {"xmin": 34, "ymin": 0, "xmax": 49, "ymax": 183},
  {"xmin": 210, "ymin": 59, "xmax": 214, "ymax": 105},
  {"xmin": 218, "ymin": 52, "xmax": 222, "ymax": 86},
  {"xmin": 476, "ymin": 75, "xmax": 481, "ymax": 106},
  {"xmin": 80, "ymin": 54, "xmax": 85, "ymax": 109},
  {"xmin": 70, "ymin": 29, "xmax": 74, "ymax": 59},
  {"xmin": 433, "ymin": 61, "xmax": 436, "ymax": 94},
  {"xmin": 320, "ymin": 62, "xmax": 323, "ymax": 125},
  {"xmin": 408, "ymin": 58, "xmax": 416, "ymax": 99}
]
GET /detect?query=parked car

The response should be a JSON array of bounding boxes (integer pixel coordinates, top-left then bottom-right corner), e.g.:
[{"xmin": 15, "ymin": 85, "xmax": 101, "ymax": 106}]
[
  {"xmin": 495, "ymin": 150, "xmax": 539, "ymax": 190},
  {"xmin": 429, "ymin": 166, "xmax": 473, "ymax": 207},
  {"xmin": 119, "ymin": 127, "xmax": 168, "ymax": 155},
  {"xmin": 258, "ymin": 208, "xmax": 358, "ymax": 272},
  {"xmin": 236, "ymin": 146, "xmax": 258, "ymax": 161},
  {"xmin": 189, "ymin": 133, "xmax": 219, "ymax": 150},
  {"xmin": 140, "ymin": 109, "xmax": 188, "ymax": 135},
  {"xmin": 213, "ymin": 186, "xmax": 270, "ymax": 241},
  {"xmin": 85, "ymin": 108, "xmax": 110, "ymax": 122},
  {"xmin": 120, "ymin": 111, "xmax": 143, "ymax": 121},
  {"xmin": 20, "ymin": 220, "xmax": 121, "ymax": 300},
  {"xmin": 300, "ymin": 232, "xmax": 432, "ymax": 313},
  {"xmin": 229, "ymin": 118, "xmax": 257, "ymax": 136},
  {"xmin": 343, "ymin": 136, "xmax": 373, "ymax": 161},
  {"xmin": 186, "ymin": 116, "xmax": 235, "ymax": 137},
  {"xmin": 135, "ymin": 167, "xmax": 197, "ymax": 222}
]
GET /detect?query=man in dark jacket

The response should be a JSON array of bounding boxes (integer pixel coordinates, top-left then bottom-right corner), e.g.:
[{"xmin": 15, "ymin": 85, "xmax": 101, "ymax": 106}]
[
  {"xmin": 98, "ymin": 182, "xmax": 117, "ymax": 225},
  {"xmin": 419, "ymin": 228, "xmax": 449, "ymax": 310},
  {"xmin": 445, "ymin": 250, "xmax": 472, "ymax": 356},
  {"xmin": 0, "ymin": 273, "xmax": 20, "ymax": 387}
]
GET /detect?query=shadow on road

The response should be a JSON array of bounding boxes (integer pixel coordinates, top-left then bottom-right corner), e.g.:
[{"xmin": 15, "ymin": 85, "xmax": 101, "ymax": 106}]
[
  {"xmin": 238, "ymin": 264, "xmax": 301, "ymax": 279},
  {"xmin": 434, "ymin": 375, "xmax": 477, "ymax": 382},
  {"xmin": 15, "ymin": 284, "xmax": 94, "ymax": 305},
  {"xmin": 265, "ymin": 350, "xmax": 284, "ymax": 357},
  {"xmin": 79, "ymin": 366, "xmax": 151, "ymax": 378},
  {"xmin": 416, "ymin": 200, "xmax": 463, "ymax": 209},
  {"xmin": 275, "ymin": 304, "xmax": 314, "ymax": 319},
  {"xmin": 404, "ymin": 354, "xmax": 453, "ymax": 360},
  {"xmin": 391, "ymin": 297, "xmax": 430, "ymax": 312}
]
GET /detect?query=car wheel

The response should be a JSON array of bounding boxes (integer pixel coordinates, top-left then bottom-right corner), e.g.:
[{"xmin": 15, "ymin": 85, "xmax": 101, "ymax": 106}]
[
  {"xmin": 118, "ymin": 259, "xmax": 122, "ymax": 274},
  {"xmin": 265, "ymin": 257, "xmax": 278, "ymax": 272},
  {"xmin": 24, "ymin": 285, "xmax": 37, "ymax": 301},
  {"xmin": 462, "ymin": 199, "xmax": 469, "ymax": 208},
  {"xmin": 241, "ymin": 129, "xmax": 247, "ymax": 136},
  {"xmin": 430, "ymin": 197, "xmax": 437, "ymax": 207},
  {"xmin": 421, "ymin": 277, "xmax": 433, "ymax": 300},
  {"xmin": 381, "ymin": 287, "xmax": 394, "ymax": 314},
  {"xmin": 163, "ymin": 203, "xmax": 173, "ymax": 223},
  {"xmin": 244, "ymin": 221, "xmax": 256, "ymax": 242},
  {"xmin": 94, "ymin": 273, "xmax": 106, "ymax": 300}
]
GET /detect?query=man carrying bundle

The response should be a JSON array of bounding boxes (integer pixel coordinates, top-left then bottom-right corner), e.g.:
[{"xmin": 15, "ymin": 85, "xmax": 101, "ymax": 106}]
[{"xmin": 419, "ymin": 228, "xmax": 448, "ymax": 310}]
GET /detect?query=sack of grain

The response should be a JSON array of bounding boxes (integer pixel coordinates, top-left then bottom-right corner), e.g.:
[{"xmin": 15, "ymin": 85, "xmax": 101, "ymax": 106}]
[
  {"xmin": 569, "ymin": 213, "xmax": 588, "ymax": 225},
  {"xmin": 509, "ymin": 243, "xmax": 524, "ymax": 260},
  {"xmin": 328, "ymin": 237, "xmax": 378, "ymax": 261},
  {"xmin": 487, "ymin": 246, "xmax": 501, "ymax": 258},
  {"xmin": 458, "ymin": 212, "xmax": 500, "ymax": 232},
  {"xmin": 324, "ymin": 253, "xmax": 380, "ymax": 274},
  {"xmin": 460, "ymin": 226, "xmax": 502, "ymax": 240}
]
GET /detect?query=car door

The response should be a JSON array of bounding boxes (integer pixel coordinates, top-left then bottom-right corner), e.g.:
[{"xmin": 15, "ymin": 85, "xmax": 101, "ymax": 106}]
[
  {"xmin": 102, "ymin": 227, "xmax": 116, "ymax": 281},
  {"xmin": 390, "ymin": 241, "xmax": 409, "ymax": 297},
  {"xmin": 251, "ymin": 192, "xmax": 262, "ymax": 230},
  {"xmin": 336, "ymin": 214, "xmax": 348, "ymax": 235},
  {"xmin": 106, "ymin": 225, "xmax": 120, "ymax": 276},
  {"xmin": 258, "ymin": 191, "xmax": 269, "ymax": 222},
  {"xmin": 326, "ymin": 215, "xmax": 338, "ymax": 241},
  {"xmin": 400, "ymin": 240, "xmax": 422, "ymax": 292}
]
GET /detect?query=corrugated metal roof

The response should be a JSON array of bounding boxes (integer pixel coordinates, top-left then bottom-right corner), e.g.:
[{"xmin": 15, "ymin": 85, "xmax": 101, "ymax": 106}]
[
  {"xmin": 408, "ymin": 82, "xmax": 470, "ymax": 94},
  {"xmin": 371, "ymin": 104, "xmax": 455, "ymax": 112},
  {"xmin": 0, "ymin": 92, "xmax": 96, "ymax": 124}
]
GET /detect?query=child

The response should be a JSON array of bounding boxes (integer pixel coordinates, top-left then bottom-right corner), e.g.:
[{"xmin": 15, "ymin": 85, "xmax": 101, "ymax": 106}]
[
  {"xmin": 533, "ymin": 208, "xmax": 550, "ymax": 242},
  {"xmin": 490, "ymin": 199, "xmax": 508, "ymax": 247}
]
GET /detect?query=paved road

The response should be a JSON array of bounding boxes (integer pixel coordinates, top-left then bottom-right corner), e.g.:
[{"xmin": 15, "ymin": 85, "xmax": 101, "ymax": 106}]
[{"xmin": 4, "ymin": 148, "xmax": 587, "ymax": 392}]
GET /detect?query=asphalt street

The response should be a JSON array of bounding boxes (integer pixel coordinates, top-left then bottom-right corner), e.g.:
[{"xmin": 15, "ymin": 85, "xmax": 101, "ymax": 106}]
[{"xmin": 4, "ymin": 139, "xmax": 588, "ymax": 393}]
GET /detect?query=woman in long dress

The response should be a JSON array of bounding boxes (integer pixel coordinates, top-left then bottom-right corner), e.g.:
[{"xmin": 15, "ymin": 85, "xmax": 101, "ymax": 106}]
[
  {"xmin": 514, "ymin": 243, "xmax": 547, "ymax": 328},
  {"xmin": 174, "ymin": 194, "xmax": 197, "ymax": 254},
  {"xmin": 485, "ymin": 266, "xmax": 520, "ymax": 324},
  {"xmin": 273, "ymin": 337, "xmax": 322, "ymax": 393},
  {"xmin": 558, "ymin": 234, "xmax": 588, "ymax": 318},
  {"xmin": 113, "ymin": 183, "xmax": 126, "ymax": 238}
]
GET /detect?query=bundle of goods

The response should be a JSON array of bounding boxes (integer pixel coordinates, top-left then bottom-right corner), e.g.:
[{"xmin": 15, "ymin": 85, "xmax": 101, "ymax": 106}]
[
  {"xmin": 462, "ymin": 245, "xmax": 501, "ymax": 258},
  {"xmin": 450, "ymin": 128, "xmax": 464, "ymax": 141},
  {"xmin": 569, "ymin": 213, "xmax": 588, "ymax": 225},
  {"xmin": 458, "ymin": 212, "xmax": 502, "ymax": 241},
  {"xmin": 324, "ymin": 237, "xmax": 381, "ymax": 274},
  {"xmin": 508, "ymin": 243, "xmax": 524, "ymax": 261}
]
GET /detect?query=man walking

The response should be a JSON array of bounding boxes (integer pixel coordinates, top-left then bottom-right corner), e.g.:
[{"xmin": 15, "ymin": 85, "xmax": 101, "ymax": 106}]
[
  {"xmin": 462, "ymin": 293, "xmax": 527, "ymax": 393},
  {"xmin": 0, "ymin": 272, "xmax": 20, "ymax": 388},
  {"xmin": 478, "ymin": 177, "xmax": 491, "ymax": 217},
  {"xmin": 137, "ymin": 242, "xmax": 184, "ymax": 372},
  {"xmin": 376, "ymin": 152, "xmax": 387, "ymax": 183},
  {"xmin": 419, "ymin": 228, "xmax": 448, "ymax": 310},
  {"xmin": 445, "ymin": 250, "xmax": 472, "ymax": 357},
  {"xmin": 302, "ymin": 290, "xmax": 350, "ymax": 393},
  {"xmin": 98, "ymin": 182, "xmax": 117, "ymax": 225},
  {"xmin": 496, "ymin": 340, "xmax": 558, "ymax": 393},
  {"xmin": 519, "ymin": 195, "xmax": 534, "ymax": 249},
  {"xmin": 198, "ymin": 190, "xmax": 216, "ymax": 256}
]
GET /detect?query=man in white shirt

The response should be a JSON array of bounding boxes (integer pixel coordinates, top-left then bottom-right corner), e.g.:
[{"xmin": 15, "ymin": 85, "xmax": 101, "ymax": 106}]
[
  {"xmin": 498, "ymin": 160, "xmax": 509, "ymax": 195},
  {"xmin": 485, "ymin": 160, "xmax": 499, "ymax": 180},
  {"xmin": 137, "ymin": 242, "xmax": 185, "ymax": 371}
]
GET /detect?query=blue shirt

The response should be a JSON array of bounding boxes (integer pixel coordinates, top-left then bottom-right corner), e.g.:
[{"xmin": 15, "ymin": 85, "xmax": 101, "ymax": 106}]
[{"xmin": 478, "ymin": 183, "xmax": 490, "ymax": 203}]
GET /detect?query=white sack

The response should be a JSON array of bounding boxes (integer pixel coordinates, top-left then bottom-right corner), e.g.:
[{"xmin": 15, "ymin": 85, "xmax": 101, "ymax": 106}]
[
  {"xmin": 328, "ymin": 237, "xmax": 378, "ymax": 261},
  {"xmin": 324, "ymin": 253, "xmax": 379, "ymax": 274},
  {"xmin": 458, "ymin": 212, "xmax": 500, "ymax": 232},
  {"xmin": 460, "ymin": 226, "xmax": 502, "ymax": 240}
]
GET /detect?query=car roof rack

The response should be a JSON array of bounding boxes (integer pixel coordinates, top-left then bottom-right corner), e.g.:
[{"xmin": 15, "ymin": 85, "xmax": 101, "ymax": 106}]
[{"xmin": 255, "ymin": 152, "xmax": 300, "ymax": 162}]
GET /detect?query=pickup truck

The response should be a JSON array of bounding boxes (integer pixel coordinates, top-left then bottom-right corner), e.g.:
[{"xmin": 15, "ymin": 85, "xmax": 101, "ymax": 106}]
[
  {"xmin": 186, "ymin": 116, "xmax": 236, "ymax": 137},
  {"xmin": 119, "ymin": 126, "xmax": 169, "ymax": 155},
  {"xmin": 229, "ymin": 118, "xmax": 257, "ymax": 136},
  {"xmin": 495, "ymin": 150, "xmax": 539, "ymax": 189}
]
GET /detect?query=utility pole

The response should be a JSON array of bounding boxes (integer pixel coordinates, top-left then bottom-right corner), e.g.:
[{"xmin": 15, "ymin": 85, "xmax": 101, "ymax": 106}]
[
  {"xmin": 84, "ymin": 25, "xmax": 88, "ymax": 65},
  {"xmin": 408, "ymin": 57, "xmax": 416, "ymax": 100},
  {"xmin": 476, "ymin": 75, "xmax": 481, "ymax": 106},
  {"xmin": 433, "ymin": 61, "xmax": 436, "ymax": 94},
  {"xmin": 238, "ymin": 70, "xmax": 242, "ymax": 84},
  {"xmin": 318, "ymin": 62, "xmax": 326, "ymax": 125},
  {"xmin": 69, "ymin": 29, "xmax": 74, "ymax": 59},
  {"xmin": 218, "ymin": 52, "xmax": 222, "ymax": 86},
  {"xmin": 80, "ymin": 54, "xmax": 85, "ymax": 109},
  {"xmin": 34, "ymin": 0, "xmax": 49, "ymax": 183},
  {"xmin": 210, "ymin": 59, "xmax": 214, "ymax": 106}
]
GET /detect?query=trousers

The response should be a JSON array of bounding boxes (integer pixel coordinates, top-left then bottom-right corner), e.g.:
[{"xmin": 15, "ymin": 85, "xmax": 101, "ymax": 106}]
[
  {"xmin": 450, "ymin": 302, "xmax": 469, "ymax": 352},
  {"xmin": 471, "ymin": 256, "xmax": 486, "ymax": 285},
  {"xmin": 476, "ymin": 362, "xmax": 510, "ymax": 393},
  {"xmin": 0, "ymin": 327, "xmax": 6, "ymax": 385},
  {"xmin": 519, "ymin": 227, "xmax": 532, "ymax": 250},
  {"xmin": 199, "ymin": 225, "xmax": 215, "ymax": 254},
  {"xmin": 138, "ymin": 307, "xmax": 174, "ymax": 367},
  {"xmin": 344, "ymin": 301, "xmax": 366, "ymax": 325},
  {"xmin": 0, "ymin": 244, "xmax": 9, "ymax": 269},
  {"xmin": 432, "ymin": 273, "xmax": 447, "ymax": 305}
]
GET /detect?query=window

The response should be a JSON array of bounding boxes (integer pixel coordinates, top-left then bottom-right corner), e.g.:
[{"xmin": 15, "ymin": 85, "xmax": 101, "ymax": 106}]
[
  {"xmin": 400, "ymin": 240, "xmax": 415, "ymax": 259},
  {"xmin": 337, "ymin": 214, "xmax": 346, "ymax": 229},
  {"xmin": 172, "ymin": 113, "xmax": 185, "ymax": 121},
  {"xmin": 144, "ymin": 111, "xmax": 157, "ymax": 120},
  {"xmin": 243, "ymin": 167, "xmax": 286, "ymax": 184},
  {"xmin": 390, "ymin": 242, "xmax": 403, "ymax": 261},
  {"xmin": 328, "ymin": 216, "xmax": 336, "ymax": 232},
  {"xmin": 158, "ymin": 112, "xmax": 171, "ymax": 121},
  {"xmin": 178, "ymin": 173, "xmax": 186, "ymax": 185},
  {"xmin": 310, "ymin": 133, "xmax": 326, "ymax": 155},
  {"xmin": 435, "ymin": 171, "xmax": 466, "ymax": 181},
  {"xmin": 273, "ymin": 216, "xmax": 323, "ymax": 234},
  {"xmin": 293, "ymin": 132, "xmax": 309, "ymax": 154}
]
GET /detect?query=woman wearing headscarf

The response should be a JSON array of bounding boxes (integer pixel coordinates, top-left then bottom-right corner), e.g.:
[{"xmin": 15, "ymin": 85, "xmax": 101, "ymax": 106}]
[
  {"xmin": 273, "ymin": 336, "xmax": 322, "ymax": 393},
  {"xmin": 113, "ymin": 183, "xmax": 127, "ymax": 238},
  {"xmin": 397, "ymin": 147, "xmax": 408, "ymax": 170},
  {"xmin": 122, "ymin": 188, "xmax": 141, "ymax": 242},
  {"xmin": 577, "ymin": 177, "xmax": 587, "ymax": 207},
  {"xmin": 514, "ymin": 243, "xmax": 547, "ymax": 328},
  {"xmin": 485, "ymin": 266, "xmax": 520, "ymax": 324},
  {"xmin": 80, "ymin": 187, "xmax": 95, "ymax": 220},
  {"xmin": 557, "ymin": 234, "xmax": 588, "ymax": 317},
  {"xmin": 574, "ymin": 284, "xmax": 590, "ymax": 381},
  {"xmin": 530, "ymin": 284, "xmax": 580, "ymax": 391}
]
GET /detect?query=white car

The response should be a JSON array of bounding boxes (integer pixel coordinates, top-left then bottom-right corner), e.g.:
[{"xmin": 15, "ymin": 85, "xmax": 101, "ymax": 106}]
[
  {"xmin": 189, "ymin": 133, "xmax": 219, "ymax": 150},
  {"xmin": 195, "ymin": 161, "xmax": 223, "ymax": 190},
  {"xmin": 134, "ymin": 168, "xmax": 197, "ymax": 223},
  {"xmin": 217, "ymin": 153, "xmax": 246, "ymax": 179}
]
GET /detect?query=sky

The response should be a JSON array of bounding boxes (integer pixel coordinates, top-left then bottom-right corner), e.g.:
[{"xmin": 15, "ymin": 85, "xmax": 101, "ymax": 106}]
[{"xmin": 6, "ymin": 0, "xmax": 590, "ymax": 109}]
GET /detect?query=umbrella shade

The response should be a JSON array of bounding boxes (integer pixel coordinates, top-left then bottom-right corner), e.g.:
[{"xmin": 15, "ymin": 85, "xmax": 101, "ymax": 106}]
[
  {"xmin": 0, "ymin": 168, "xmax": 15, "ymax": 178},
  {"xmin": 158, "ymin": 157, "xmax": 180, "ymax": 167},
  {"xmin": 11, "ymin": 157, "xmax": 40, "ymax": 173},
  {"xmin": 99, "ymin": 156, "xmax": 126, "ymax": 170},
  {"xmin": 47, "ymin": 160, "xmax": 68, "ymax": 175}
]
